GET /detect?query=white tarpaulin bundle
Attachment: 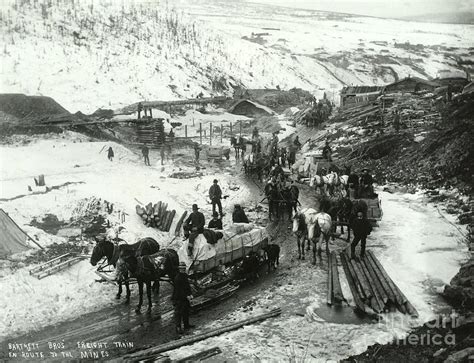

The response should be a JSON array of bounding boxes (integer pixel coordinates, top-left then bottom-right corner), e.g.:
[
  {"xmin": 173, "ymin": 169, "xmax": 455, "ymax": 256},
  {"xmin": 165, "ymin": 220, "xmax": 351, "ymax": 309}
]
[{"xmin": 177, "ymin": 224, "xmax": 268, "ymax": 274}]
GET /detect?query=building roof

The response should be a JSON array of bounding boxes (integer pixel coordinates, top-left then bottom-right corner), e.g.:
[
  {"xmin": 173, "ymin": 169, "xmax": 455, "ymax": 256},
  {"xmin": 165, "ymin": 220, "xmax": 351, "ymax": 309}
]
[
  {"xmin": 228, "ymin": 99, "xmax": 275, "ymax": 116},
  {"xmin": 385, "ymin": 77, "xmax": 440, "ymax": 89},
  {"xmin": 341, "ymin": 86, "xmax": 383, "ymax": 95}
]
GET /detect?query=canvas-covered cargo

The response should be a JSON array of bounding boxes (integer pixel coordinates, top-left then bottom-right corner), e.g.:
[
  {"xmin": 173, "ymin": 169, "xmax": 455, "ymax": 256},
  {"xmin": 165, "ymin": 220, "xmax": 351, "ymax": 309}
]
[{"xmin": 177, "ymin": 224, "xmax": 268, "ymax": 275}]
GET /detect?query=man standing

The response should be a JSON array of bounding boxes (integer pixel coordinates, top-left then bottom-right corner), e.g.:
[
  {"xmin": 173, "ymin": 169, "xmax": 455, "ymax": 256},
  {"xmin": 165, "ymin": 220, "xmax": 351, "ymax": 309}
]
[
  {"xmin": 172, "ymin": 262, "xmax": 194, "ymax": 334},
  {"xmin": 359, "ymin": 168, "xmax": 374, "ymax": 198},
  {"xmin": 350, "ymin": 211, "xmax": 372, "ymax": 259},
  {"xmin": 194, "ymin": 143, "xmax": 201, "ymax": 164},
  {"xmin": 209, "ymin": 179, "xmax": 223, "ymax": 216},
  {"xmin": 183, "ymin": 204, "xmax": 205, "ymax": 256},
  {"xmin": 107, "ymin": 146, "xmax": 114, "ymax": 161},
  {"xmin": 141, "ymin": 144, "xmax": 150, "ymax": 166},
  {"xmin": 393, "ymin": 110, "xmax": 400, "ymax": 132},
  {"xmin": 322, "ymin": 140, "xmax": 332, "ymax": 162},
  {"xmin": 293, "ymin": 135, "xmax": 302, "ymax": 150},
  {"xmin": 347, "ymin": 168, "xmax": 359, "ymax": 199}
]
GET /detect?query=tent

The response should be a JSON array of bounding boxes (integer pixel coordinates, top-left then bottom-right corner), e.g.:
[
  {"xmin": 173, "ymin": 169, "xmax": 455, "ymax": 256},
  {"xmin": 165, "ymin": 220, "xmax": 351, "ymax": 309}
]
[{"xmin": 0, "ymin": 209, "xmax": 39, "ymax": 257}]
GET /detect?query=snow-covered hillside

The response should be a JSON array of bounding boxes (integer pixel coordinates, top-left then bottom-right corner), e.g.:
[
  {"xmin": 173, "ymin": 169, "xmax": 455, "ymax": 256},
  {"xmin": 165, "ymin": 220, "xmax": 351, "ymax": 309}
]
[{"xmin": 0, "ymin": 0, "xmax": 472, "ymax": 113}]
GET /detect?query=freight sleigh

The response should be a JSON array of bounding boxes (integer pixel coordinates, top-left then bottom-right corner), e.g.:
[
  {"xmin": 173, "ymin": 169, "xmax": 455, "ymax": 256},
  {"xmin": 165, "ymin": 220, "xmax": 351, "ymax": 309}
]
[{"xmin": 176, "ymin": 224, "xmax": 269, "ymax": 310}]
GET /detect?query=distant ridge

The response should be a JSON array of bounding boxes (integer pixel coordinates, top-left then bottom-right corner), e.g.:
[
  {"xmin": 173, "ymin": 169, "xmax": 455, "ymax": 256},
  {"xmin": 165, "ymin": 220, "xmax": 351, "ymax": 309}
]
[{"xmin": 399, "ymin": 11, "xmax": 474, "ymax": 25}]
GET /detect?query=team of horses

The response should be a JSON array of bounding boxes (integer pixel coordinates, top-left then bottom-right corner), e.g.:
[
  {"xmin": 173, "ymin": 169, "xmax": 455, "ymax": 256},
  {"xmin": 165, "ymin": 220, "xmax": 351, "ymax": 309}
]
[{"xmin": 90, "ymin": 237, "xmax": 179, "ymax": 313}]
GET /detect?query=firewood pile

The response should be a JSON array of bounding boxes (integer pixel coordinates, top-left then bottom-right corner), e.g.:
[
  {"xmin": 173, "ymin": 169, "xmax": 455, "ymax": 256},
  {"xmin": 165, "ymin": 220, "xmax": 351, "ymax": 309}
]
[
  {"xmin": 169, "ymin": 171, "xmax": 203, "ymax": 179},
  {"xmin": 136, "ymin": 201, "xmax": 176, "ymax": 231}
]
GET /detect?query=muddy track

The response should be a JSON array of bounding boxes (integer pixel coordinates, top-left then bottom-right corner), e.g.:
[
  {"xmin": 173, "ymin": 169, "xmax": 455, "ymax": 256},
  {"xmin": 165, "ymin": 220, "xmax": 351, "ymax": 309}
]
[{"xmin": 1, "ymin": 157, "xmax": 339, "ymax": 361}]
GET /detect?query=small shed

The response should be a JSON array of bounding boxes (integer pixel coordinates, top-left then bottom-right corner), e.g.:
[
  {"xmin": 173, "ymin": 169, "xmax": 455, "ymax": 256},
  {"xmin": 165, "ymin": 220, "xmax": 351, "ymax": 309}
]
[
  {"xmin": 228, "ymin": 99, "xmax": 275, "ymax": 117},
  {"xmin": 340, "ymin": 86, "xmax": 383, "ymax": 108}
]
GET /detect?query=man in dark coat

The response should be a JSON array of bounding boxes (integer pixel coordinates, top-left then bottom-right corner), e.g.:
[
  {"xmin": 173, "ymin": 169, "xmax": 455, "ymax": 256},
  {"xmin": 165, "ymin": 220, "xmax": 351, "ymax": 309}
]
[
  {"xmin": 107, "ymin": 146, "xmax": 114, "ymax": 161},
  {"xmin": 359, "ymin": 169, "xmax": 374, "ymax": 198},
  {"xmin": 347, "ymin": 168, "xmax": 359, "ymax": 199},
  {"xmin": 232, "ymin": 204, "xmax": 249, "ymax": 223},
  {"xmin": 183, "ymin": 204, "xmax": 205, "ymax": 256},
  {"xmin": 293, "ymin": 136, "xmax": 302, "ymax": 150},
  {"xmin": 322, "ymin": 140, "xmax": 332, "ymax": 161},
  {"xmin": 141, "ymin": 144, "xmax": 150, "ymax": 166},
  {"xmin": 209, "ymin": 179, "xmax": 223, "ymax": 216},
  {"xmin": 208, "ymin": 212, "xmax": 223, "ymax": 230},
  {"xmin": 350, "ymin": 211, "xmax": 372, "ymax": 259},
  {"xmin": 172, "ymin": 262, "xmax": 194, "ymax": 334}
]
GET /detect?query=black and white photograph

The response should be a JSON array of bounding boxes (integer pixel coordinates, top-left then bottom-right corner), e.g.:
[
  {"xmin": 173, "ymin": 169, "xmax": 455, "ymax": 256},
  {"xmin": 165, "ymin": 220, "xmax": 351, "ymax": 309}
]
[{"xmin": 0, "ymin": 0, "xmax": 473, "ymax": 361}]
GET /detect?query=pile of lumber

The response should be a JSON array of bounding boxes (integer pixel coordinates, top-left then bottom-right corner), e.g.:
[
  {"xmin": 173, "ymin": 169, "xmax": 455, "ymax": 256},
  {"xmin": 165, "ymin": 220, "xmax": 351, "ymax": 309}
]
[
  {"xmin": 327, "ymin": 251, "xmax": 345, "ymax": 305},
  {"xmin": 136, "ymin": 119, "xmax": 165, "ymax": 145},
  {"xmin": 135, "ymin": 201, "xmax": 176, "ymax": 231},
  {"xmin": 340, "ymin": 251, "xmax": 418, "ymax": 317}
]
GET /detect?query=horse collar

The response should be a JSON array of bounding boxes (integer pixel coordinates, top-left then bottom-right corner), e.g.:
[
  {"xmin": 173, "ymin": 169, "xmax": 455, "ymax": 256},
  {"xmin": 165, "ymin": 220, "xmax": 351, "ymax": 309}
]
[{"xmin": 109, "ymin": 244, "xmax": 120, "ymax": 266}]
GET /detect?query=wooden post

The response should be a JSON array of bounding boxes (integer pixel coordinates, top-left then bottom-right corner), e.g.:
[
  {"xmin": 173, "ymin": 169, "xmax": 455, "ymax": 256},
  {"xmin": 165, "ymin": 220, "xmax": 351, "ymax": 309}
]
[
  {"xmin": 199, "ymin": 123, "xmax": 202, "ymax": 144},
  {"xmin": 210, "ymin": 122, "xmax": 212, "ymax": 146},
  {"xmin": 185, "ymin": 125, "xmax": 188, "ymax": 138},
  {"xmin": 220, "ymin": 122, "xmax": 223, "ymax": 143},
  {"xmin": 149, "ymin": 108, "xmax": 153, "ymax": 118}
]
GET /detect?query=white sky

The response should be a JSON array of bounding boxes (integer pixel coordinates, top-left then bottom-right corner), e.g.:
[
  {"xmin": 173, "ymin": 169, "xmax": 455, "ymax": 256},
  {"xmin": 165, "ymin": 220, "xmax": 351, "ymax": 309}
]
[{"xmin": 245, "ymin": 0, "xmax": 474, "ymax": 18}]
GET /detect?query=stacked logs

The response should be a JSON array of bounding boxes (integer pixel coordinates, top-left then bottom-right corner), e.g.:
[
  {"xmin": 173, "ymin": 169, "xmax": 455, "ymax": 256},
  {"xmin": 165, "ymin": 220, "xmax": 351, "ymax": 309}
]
[
  {"xmin": 136, "ymin": 201, "xmax": 176, "ymax": 231},
  {"xmin": 340, "ymin": 250, "xmax": 418, "ymax": 317}
]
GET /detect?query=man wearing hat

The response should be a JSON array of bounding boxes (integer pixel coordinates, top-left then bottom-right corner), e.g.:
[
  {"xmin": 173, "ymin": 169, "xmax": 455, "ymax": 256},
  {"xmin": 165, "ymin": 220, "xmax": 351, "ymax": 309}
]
[
  {"xmin": 172, "ymin": 262, "xmax": 194, "ymax": 334},
  {"xmin": 359, "ymin": 168, "xmax": 374, "ymax": 198},
  {"xmin": 208, "ymin": 211, "xmax": 223, "ymax": 230},
  {"xmin": 208, "ymin": 179, "xmax": 223, "ymax": 217},
  {"xmin": 183, "ymin": 204, "xmax": 205, "ymax": 256}
]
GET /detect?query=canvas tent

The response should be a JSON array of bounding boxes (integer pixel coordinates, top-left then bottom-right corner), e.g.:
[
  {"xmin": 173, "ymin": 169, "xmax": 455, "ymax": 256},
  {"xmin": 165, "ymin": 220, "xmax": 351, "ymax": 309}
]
[{"xmin": 0, "ymin": 209, "xmax": 38, "ymax": 257}]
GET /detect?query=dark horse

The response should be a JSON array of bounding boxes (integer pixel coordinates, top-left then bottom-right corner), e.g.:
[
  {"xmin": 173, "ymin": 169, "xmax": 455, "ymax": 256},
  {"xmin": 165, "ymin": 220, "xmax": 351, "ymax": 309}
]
[
  {"xmin": 90, "ymin": 237, "xmax": 160, "ymax": 303},
  {"xmin": 119, "ymin": 248, "xmax": 179, "ymax": 313},
  {"xmin": 327, "ymin": 197, "xmax": 354, "ymax": 241}
]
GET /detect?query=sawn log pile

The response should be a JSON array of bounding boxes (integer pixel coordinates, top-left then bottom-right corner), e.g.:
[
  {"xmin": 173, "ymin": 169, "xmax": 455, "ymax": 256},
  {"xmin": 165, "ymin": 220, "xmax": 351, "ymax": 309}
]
[
  {"xmin": 339, "ymin": 251, "xmax": 418, "ymax": 317},
  {"xmin": 135, "ymin": 201, "xmax": 178, "ymax": 231}
]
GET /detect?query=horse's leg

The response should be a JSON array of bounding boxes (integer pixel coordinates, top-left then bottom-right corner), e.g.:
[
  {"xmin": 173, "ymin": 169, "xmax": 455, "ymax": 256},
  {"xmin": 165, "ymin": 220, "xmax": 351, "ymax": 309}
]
[
  {"xmin": 301, "ymin": 237, "xmax": 305, "ymax": 260},
  {"xmin": 136, "ymin": 280, "xmax": 143, "ymax": 314},
  {"xmin": 326, "ymin": 234, "xmax": 330, "ymax": 254},
  {"xmin": 125, "ymin": 280, "xmax": 130, "ymax": 304},
  {"xmin": 153, "ymin": 280, "xmax": 160, "ymax": 295},
  {"xmin": 297, "ymin": 236, "xmax": 301, "ymax": 259},
  {"xmin": 146, "ymin": 281, "xmax": 153, "ymax": 313},
  {"xmin": 347, "ymin": 224, "xmax": 351, "ymax": 243},
  {"xmin": 312, "ymin": 240, "xmax": 317, "ymax": 265},
  {"xmin": 116, "ymin": 282, "xmax": 122, "ymax": 299}
]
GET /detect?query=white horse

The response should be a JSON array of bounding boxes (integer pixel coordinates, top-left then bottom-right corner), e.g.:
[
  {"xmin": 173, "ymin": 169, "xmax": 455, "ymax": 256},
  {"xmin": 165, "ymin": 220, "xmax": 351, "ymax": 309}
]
[
  {"xmin": 293, "ymin": 208, "xmax": 333, "ymax": 263},
  {"xmin": 292, "ymin": 208, "xmax": 318, "ymax": 260}
]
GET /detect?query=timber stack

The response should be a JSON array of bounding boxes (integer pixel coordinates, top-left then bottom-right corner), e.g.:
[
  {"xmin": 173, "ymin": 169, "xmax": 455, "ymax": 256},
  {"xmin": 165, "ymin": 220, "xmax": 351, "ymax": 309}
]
[
  {"xmin": 340, "ymin": 251, "xmax": 418, "ymax": 317},
  {"xmin": 135, "ymin": 201, "xmax": 176, "ymax": 232}
]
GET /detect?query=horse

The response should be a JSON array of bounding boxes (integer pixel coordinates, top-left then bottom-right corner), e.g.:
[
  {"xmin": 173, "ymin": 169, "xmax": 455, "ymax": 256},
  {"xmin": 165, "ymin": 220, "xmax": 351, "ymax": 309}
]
[
  {"xmin": 292, "ymin": 208, "xmax": 318, "ymax": 260},
  {"xmin": 90, "ymin": 237, "xmax": 160, "ymax": 303},
  {"xmin": 325, "ymin": 197, "xmax": 353, "ymax": 241},
  {"xmin": 119, "ymin": 248, "xmax": 179, "ymax": 314},
  {"xmin": 230, "ymin": 136, "xmax": 242, "ymax": 159}
]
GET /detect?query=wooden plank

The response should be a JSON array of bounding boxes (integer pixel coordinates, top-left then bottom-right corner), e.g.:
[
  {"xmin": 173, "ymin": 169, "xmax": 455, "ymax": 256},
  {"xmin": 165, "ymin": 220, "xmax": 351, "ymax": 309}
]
[
  {"xmin": 327, "ymin": 252, "xmax": 333, "ymax": 305},
  {"xmin": 29, "ymin": 253, "xmax": 71, "ymax": 274},
  {"xmin": 165, "ymin": 210, "xmax": 176, "ymax": 232},
  {"xmin": 359, "ymin": 258, "xmax": 383, "ymax": 313},
  {"xmin": 340, "ymin": 253, "xmax": 375, "ymax": 315},
  {"xmin": 331, "ymin": 252, "xmax": 344, "ymax": 304},
  {"xmin": 175, "ymin": 211, "xmax": 188, "ymax": 236},
  {"xmin": 367, "ymin": 251, "xmax": 404, "ymax": 305},
  {"xmin": 124, "ymin": 308, "xmax": 282, "ymax": 360}
]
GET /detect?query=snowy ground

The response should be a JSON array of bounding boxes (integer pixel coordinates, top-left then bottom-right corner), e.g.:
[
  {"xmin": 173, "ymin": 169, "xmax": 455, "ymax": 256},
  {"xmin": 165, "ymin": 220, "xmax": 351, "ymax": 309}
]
[{"xmin": 0, "ymin": 124, "xmax": 469, "ymax": 360}]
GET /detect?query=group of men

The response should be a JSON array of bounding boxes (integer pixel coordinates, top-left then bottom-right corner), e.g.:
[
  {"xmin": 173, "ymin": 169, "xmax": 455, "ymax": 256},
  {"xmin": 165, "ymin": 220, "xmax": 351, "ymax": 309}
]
[
  {"xmin": 347, "ymin": 168, "xmax": 375, "ymax": 198},
  {"xmin": 139, "ymin": 130, "xmax": 175, "ymax": 166},
  {"xmin": 182, "ymin": 179, "xmax": 250, "ymax": 256}
]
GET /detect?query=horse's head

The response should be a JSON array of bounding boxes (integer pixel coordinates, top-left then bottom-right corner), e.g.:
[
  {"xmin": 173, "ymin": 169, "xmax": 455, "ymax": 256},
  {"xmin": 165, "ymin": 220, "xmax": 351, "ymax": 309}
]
[
  {"xmin": 292, "ymin": 213, "xmax": 301, "ymax": 233},
  {"xmin": 90, "ymin": 239, "xmax": 113, "ymax": 266}
]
